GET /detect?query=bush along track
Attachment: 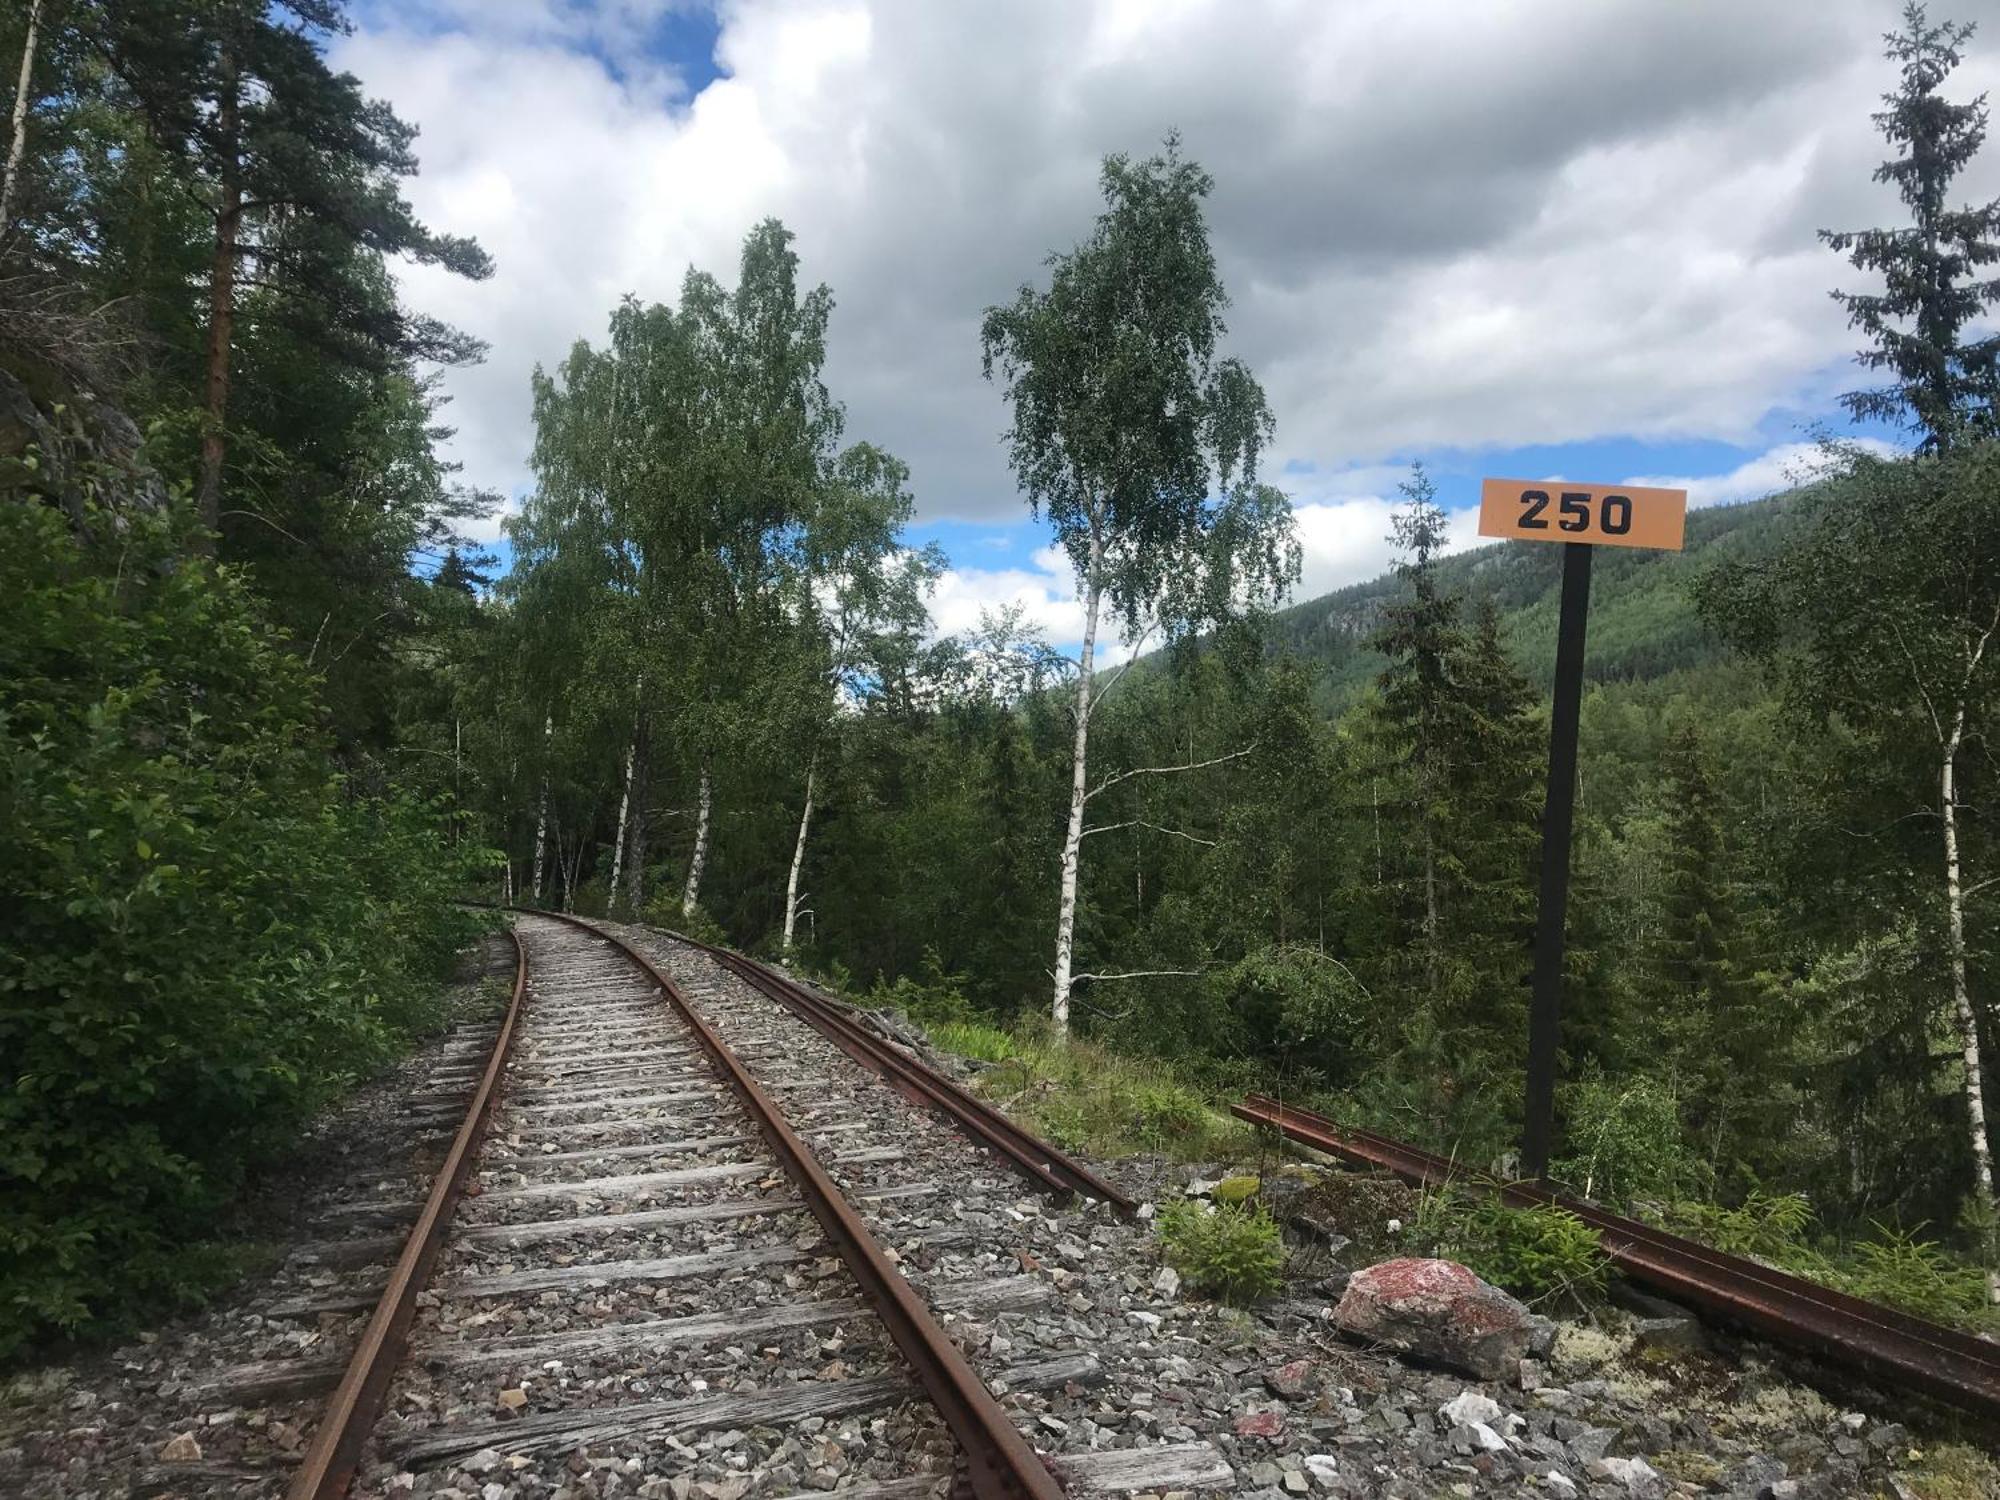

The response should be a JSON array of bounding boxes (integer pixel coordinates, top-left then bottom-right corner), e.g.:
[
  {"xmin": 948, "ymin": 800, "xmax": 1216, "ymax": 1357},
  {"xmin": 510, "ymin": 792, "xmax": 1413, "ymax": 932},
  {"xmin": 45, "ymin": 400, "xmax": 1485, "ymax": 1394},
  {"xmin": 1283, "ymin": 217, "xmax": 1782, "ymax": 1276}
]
[{"xmin": 0, "ymin": 502, "xmax": 494, "ymax": 1358}]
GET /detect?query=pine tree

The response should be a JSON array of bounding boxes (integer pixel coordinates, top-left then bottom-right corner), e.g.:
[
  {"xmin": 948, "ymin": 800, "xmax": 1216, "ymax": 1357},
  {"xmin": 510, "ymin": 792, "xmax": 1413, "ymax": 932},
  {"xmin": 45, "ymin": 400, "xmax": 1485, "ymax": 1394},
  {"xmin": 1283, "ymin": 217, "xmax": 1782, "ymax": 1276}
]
[
  {"xmin": 89, "ymin": 0, "xmax": 493, "ymax": 534},
  {"xmin": 1822, "ymin": 2, "xmax": 2000, "ymax": 449}
]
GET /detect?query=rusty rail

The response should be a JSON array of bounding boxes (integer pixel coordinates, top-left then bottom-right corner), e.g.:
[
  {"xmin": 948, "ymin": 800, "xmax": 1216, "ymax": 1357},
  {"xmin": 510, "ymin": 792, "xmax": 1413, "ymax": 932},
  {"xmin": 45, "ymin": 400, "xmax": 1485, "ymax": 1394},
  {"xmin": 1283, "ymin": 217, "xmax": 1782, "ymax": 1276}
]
[
  {"xmin": 1232, "ymin": 1093, "xmax": 2000, "ymax": 1422},
  {"xmin": 542, "ymin": 911, "xmax": 1066, "ymax": 1500},
  {"xmin": 655, "ymin": 925, "xmax": 1135, "ymax": 1215},
  {"xmin": 288, "ymin": 928, "xmax": 530, "ymax": 1500}
]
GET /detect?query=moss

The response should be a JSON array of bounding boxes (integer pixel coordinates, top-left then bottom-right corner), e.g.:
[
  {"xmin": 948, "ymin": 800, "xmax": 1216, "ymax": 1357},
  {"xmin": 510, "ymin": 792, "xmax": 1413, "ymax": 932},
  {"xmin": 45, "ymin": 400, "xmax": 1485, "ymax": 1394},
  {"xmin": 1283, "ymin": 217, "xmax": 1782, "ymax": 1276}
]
[
  {"xmin": 1649, "ymin": 1451, "xmax": 1723, "ymax": 1486},
  {"xmin": 1212, "ymin": 1174, "xmax": 1261, "ymax": 1206},
  {"xmin": 1896, "ymin": 1443, "xmax": 2000, "ymax": 1500}
]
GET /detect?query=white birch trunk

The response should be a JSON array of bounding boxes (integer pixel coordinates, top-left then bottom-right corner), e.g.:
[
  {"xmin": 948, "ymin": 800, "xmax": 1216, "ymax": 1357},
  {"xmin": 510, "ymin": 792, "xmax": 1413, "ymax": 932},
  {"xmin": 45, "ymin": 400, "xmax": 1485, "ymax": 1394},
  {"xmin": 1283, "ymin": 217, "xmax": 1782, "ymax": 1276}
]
[
  {"xmin": 1049, "ymin": 536, "xmax": 1104, "ymax": 1036},
  {"xmin": 682, "ymin": 764, "xmax": 712, "ymax": 917},
  {"xmin": 607, "ymin": 736, "xmax": 635, "ymax": 915},
  {"xmin": 530, "ymin": 713, "xmax": 552, "ymax": 902},
  {"xmin": 1941, "ymin": 716, "xmax": 1999, "ymax": 1302},
  {"xmin": 782, "ymin": 755, "xmax": 817, "ymax": 953},
  {"xmin": 0, "ymin": 0, "xmax": 43, "ymax": 230}
]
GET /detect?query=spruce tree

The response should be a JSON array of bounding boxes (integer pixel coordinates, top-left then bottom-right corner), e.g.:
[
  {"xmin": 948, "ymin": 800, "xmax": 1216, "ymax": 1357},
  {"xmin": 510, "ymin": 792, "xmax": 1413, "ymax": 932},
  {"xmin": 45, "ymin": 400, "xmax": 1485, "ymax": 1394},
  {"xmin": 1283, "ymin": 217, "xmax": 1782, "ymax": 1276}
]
[
  {"xmin": 1644, "ymin": 719, "xmax": 1788, "ymax": 1179},
  {"xmin": 1822, "ymin": 2, "xmax": 2000, "ymax": 449},
  {"xmin": 1365, "ymin": 468, "xmax": 1539, "ymax": 1150}
]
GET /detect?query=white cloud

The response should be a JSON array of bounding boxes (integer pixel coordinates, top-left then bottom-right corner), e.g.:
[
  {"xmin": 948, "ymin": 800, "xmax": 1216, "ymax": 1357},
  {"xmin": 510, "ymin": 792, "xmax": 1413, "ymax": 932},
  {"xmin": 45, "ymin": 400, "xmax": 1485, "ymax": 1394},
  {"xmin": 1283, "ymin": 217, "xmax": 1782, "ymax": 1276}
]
[
  {"xmin": 1625, "ymin": 437, "xmax": 1902, "ymax": 508},
  {"xmin": 1289, "ymin": 494, "xmax": 1485, "ymax": 601},
  {"xmin": 337, "ymin": 0, "xmax": 2000, "ymax": 528}
]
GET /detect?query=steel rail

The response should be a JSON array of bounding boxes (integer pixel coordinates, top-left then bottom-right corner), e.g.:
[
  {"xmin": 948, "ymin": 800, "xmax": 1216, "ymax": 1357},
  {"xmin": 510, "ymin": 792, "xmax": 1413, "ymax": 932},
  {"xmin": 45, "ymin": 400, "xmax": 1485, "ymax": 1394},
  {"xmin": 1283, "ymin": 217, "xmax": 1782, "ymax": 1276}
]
[
  {"xmin": 1232, "ymin": 1093, "xmax": 2000, "ymax": 1422},
  {"xmin": 289, "ymin": 928, "xmax": 530, "ymax": 1500},
  {"xmin": 654, "ymin": 925, "xmax": 1136, "ymax": 1214},
  {"xmin": 542, "ymin": 910, "xmax": 1067, "ymax": 1500}
]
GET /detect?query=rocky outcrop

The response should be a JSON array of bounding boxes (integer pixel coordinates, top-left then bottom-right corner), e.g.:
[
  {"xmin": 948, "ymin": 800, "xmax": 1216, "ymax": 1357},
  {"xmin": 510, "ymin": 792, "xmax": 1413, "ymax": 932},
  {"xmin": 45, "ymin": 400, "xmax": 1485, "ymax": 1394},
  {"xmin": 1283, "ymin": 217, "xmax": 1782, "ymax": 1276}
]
[{"xmin": 0, "ymin": 363, "xmax": 169, "ymax": 526}]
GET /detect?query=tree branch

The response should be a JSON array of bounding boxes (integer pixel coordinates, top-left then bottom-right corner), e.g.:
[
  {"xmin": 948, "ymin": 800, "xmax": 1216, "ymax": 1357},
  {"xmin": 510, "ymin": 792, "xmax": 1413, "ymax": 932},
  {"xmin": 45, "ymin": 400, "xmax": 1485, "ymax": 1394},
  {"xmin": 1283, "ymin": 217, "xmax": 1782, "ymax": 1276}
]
[
  {"xmin": 1890, "ymin": 618, "xmax": 1944, "ymax": 743},
  {"xmin": 1071, "ymin": 968, "xmax": 1207, "ymax": 984},
  {"xmin": 1081, "ymin": 819, "xmax": 1218, "ymax": 848},
  {"xmin": 1085, "ymin": 621, "xmax": 1156, "ymax": 721},
  {"xmin": 1083, "ymin": 744, "xmax": 1256, "ymax": 803}
]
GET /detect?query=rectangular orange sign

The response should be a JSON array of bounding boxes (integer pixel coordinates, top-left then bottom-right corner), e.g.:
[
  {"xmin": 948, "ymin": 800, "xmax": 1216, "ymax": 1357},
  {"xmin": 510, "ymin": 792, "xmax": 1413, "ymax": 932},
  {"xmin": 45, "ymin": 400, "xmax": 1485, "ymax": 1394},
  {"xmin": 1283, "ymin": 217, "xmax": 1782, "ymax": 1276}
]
[{"xmin": 1478, "ymin": 478, "xmax": 1687, "ymax": 551}]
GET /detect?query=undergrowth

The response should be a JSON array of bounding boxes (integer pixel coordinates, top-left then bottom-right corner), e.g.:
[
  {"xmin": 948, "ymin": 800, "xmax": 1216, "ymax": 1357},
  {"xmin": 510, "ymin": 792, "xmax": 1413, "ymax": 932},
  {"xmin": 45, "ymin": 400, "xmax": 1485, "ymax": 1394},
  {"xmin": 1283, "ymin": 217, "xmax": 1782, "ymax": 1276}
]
[
  {"xmin": 847, "ymin": 950, "xmax": 1251, "ymax": 1162},
  {"xmin": 1412, "ymin": 1186, "xmax": 1610, "ymax": 1305},
  {"xmin": 1655, "ymin": 1195, "xmax": 2000, "ymax": 1335}
]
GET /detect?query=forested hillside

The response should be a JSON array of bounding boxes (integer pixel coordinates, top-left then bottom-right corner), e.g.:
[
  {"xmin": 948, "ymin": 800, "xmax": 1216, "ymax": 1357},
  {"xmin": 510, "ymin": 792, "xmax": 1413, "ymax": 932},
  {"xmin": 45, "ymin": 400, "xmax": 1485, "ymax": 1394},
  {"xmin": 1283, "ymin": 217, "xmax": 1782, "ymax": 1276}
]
[{"xmin": 1274, "ymin": 490, "xmax": 1800, "ymax": 706}]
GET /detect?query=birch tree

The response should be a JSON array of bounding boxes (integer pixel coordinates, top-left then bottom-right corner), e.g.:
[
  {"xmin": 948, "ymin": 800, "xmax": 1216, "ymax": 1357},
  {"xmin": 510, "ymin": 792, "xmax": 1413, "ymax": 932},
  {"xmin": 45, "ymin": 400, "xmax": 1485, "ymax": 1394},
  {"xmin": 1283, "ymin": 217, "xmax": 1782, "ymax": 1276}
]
[
  {"xmin": 1698, "ymin": 440, "xmax": 2000, "ymax": 1296},
  {"xmin": 777, "ymin": 442, "xmax": 939, "ymax": 952},
  {"xmin": 1, "ymin": 0, "xmax": 43, "ymax": 230},
  {"xmin": 980, "ymin": 137, "xmax": 1299, "ymax": 1033}
]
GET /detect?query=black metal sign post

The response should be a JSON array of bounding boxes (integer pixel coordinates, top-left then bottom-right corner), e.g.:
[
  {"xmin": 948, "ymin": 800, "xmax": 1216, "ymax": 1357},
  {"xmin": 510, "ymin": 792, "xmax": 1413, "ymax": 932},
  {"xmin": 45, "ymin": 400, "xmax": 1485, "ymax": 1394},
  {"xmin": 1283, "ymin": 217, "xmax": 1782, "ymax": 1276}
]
[
  {"xmin": 1477, "ymin": 477, "xmax": 1688, "ymax": 1185},
  {"xmin": 1519, "ymin": 540, "xmax": 1592, "ymax": 1183}
]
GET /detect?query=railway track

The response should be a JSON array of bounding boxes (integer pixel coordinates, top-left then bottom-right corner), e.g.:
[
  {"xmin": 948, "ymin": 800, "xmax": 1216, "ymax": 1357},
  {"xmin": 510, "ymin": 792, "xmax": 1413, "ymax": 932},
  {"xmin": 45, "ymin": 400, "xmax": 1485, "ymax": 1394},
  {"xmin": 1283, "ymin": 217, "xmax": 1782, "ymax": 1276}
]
[
  {"xmin": 1232, "ymin": 1094, "xmax": 2000, "ymax": 1426},
  {"xmin": 283, "ymin": 913, "xmax": 1222, "ymax": 1500}
]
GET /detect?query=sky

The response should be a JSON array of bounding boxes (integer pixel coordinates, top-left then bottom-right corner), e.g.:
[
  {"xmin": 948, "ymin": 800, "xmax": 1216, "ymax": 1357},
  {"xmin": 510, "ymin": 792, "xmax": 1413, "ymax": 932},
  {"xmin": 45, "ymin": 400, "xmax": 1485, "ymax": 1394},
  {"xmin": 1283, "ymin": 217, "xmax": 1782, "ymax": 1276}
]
[{"xmin": 336, "ymin": 0, "xmax": 2000, "ymax": 655}]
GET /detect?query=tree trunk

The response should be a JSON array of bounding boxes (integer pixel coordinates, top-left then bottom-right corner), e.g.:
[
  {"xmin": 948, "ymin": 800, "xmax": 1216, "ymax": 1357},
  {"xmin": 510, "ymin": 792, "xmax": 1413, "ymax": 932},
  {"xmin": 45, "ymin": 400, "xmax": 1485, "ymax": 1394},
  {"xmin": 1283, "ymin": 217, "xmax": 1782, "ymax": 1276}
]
[
  {"xmin": 195, "ymin": 42, "xmax": 243, "ymax": 544},
  {"xmin": 607, "ymin": 734, "xmax": 635, "ymax": 915},
  {"xmin": 0, "ymin": 0, "xmax": 43, "ymax": 230},
  {"xmin": 530, "ymin": 714, "xmax": 552, "ymax": 901},
  {"xmin": 1049, "ymin": 539, "xmax": 1104, "ymax": 1036},
  {"xmin": 782, "ymin": 754, "xmax": 817, "ymax": 954},
  {"xmin": 625, "ymin": 721, "xmax": 649, "ymax": 916},
  {"xmin": 682, "ymin": 763, "xmax": 712, "ymax": 918},
  {"xmin": 1941, "ymin": 718, "xmax": 1999, "ymax": 1302}
]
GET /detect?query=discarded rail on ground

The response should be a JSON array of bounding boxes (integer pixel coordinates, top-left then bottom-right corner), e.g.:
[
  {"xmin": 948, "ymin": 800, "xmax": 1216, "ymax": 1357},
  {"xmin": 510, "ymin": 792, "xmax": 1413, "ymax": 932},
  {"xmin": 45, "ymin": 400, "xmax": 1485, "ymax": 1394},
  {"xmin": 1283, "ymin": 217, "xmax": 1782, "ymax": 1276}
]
[
  {"xmin": 1232, "ymin": 1092, "xmax": 2000, "ymax": 1424},
  {"xmin": 291, "ymin": 911, "xmax": 1086, "ymax": 1500}
]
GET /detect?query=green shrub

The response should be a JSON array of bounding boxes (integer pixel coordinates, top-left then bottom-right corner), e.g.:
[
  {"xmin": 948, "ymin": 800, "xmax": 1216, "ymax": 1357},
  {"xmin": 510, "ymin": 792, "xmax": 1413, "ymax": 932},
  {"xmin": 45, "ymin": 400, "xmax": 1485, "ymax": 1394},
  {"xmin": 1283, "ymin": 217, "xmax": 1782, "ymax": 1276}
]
[
  {"xmin": 0, "ymin": 502, "xmax": 490, "ymax": 1357},
  {"xmin": 1033, "ymin": 1098, "xmax": 1090, "ymax": 1153},
  {"xmin": 1414, "ymin": 1189, "xmax": 1609, "ymax": 1302},
  {"xmin": 1156, "ymin": 1200, "xmax": 1284, "ymax": 1304},
  {"xmin": 861, "ymin": 948, "xmax": 977, "ymax": 1029},
  {"xmin": 1828, "ymin": 1223, "xmax": 1991, "ymax": 1325},
  {"xmin": 1553, "ymin": 1072, "xmax": 1703, "ymax": 1207},
  {"xmin": 1662, "ymin": 1191, "xmax": 1813, "ymax": 1260},
  {"xmin": 1126, "ymin": 1081, "xmax": 1212, "ymax": 1149}
]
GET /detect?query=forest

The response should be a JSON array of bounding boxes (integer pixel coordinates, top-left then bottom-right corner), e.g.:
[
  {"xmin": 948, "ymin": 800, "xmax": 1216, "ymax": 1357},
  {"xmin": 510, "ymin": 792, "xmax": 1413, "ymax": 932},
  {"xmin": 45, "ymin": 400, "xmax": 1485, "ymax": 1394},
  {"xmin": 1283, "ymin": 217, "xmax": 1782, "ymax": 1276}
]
[{"xmin": 1, "ymin": 0, "xmax": 1997, "ymax": 1355}]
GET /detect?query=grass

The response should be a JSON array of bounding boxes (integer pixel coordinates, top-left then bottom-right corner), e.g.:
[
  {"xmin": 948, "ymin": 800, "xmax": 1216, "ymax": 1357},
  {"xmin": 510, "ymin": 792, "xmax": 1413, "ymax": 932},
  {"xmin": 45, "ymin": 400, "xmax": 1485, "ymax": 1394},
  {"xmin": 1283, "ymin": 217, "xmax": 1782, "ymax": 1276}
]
[{"xmin": 922, "ymin": 1022, "xmax": 1253, "ymax": 1162}]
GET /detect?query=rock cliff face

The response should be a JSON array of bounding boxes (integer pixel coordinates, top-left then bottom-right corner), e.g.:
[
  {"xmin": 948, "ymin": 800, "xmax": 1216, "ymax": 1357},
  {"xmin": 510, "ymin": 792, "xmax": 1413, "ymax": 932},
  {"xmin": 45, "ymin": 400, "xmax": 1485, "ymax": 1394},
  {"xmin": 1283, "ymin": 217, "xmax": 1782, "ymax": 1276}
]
[{"xmin": 0, "ymin": 361, "xmax": 169, "ymax": 525}]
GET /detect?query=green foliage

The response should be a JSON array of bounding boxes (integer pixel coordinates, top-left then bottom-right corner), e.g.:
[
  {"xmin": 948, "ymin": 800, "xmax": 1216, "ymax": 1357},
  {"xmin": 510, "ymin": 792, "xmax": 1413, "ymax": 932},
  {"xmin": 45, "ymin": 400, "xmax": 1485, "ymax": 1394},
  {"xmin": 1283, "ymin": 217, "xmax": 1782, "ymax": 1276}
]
[
  {"xmin": 1555, "ymin": 1072, "xmax": 1704, "ymax": 1208},
  {"xmin": 1829, "ymin": 1223, "xmax": 1994, "ymax": 1327},
  {"xmin": 1659, "ymin": 1192, "xmax": 2000, "ymax": 1333},
  {"xmin": 0, "ymin": 502, "xmax": 489, "ymax": 1356},
  {"xmin": 862, "ymin": 949, "xmax": 977, "ymax": 1029},
  {"xmin": 945, "ymin": 1023, "xmax": 1245, "ymax": 1163},
  {"xmin": 1413, "ymin": 1189, "xmax": 1609, "ymax": 1303},
  {"xmin": 927, "ymin": 1020, "xmax": 1018, "ymax": 1064},
  {"xmin": 1155, "ymin": 1200, "xmax": 1284, "ymax": 1305},
  {"xmin": 1661, "ymin": 1191, "xmax": 1815, "ymax": 1261}
]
